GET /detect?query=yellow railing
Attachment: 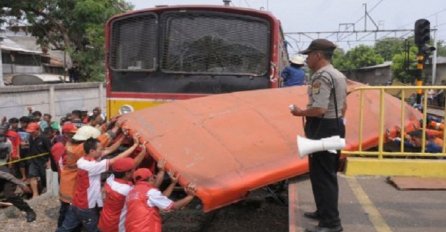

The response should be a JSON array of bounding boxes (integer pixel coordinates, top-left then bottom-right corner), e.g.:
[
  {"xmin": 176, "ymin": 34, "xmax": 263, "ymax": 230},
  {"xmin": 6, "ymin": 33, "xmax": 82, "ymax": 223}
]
[{"xmin": 342, "ymin": 85, "xmax": 446, "ymax": 159}]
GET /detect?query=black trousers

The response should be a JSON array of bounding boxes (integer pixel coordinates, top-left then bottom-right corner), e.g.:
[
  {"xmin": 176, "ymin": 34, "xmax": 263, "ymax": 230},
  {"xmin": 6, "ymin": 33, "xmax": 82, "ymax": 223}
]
[
  {"xmin": 0, "ymin": 167, "xmax": 34, "ymax": 213},
  {"xmin": 304, "ymin": 117, "xmax": 345, "ymax": 227}
]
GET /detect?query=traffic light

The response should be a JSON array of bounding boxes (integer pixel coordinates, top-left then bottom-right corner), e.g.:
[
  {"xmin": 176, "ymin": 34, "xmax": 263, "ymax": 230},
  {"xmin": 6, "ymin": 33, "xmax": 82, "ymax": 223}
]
[
  {"xmin": 413, "ymin": 19, "xmax": 433, "ymax": 104},
  {"xmin": 414, "ymin": 19, "xmax": 430, "ymax": 46}
]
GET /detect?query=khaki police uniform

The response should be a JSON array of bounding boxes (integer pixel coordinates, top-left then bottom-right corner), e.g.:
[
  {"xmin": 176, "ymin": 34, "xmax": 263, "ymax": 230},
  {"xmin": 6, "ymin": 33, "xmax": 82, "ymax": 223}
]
[
  {"xmin": 307, "ymin": 64, "xmax": 347, "ymax": 119},
  {"xmin": 304, "ymin": 64, "xmax": 347, "ymax": 228}
]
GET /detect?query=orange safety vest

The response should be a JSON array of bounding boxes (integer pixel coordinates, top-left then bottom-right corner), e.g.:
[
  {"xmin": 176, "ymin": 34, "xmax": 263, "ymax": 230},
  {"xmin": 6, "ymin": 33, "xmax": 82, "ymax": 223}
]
[
  {"xmin": 432, "ymin": 137, "xmax": 444, "ymax": 147},
  {"xmin": 429, "ymin": 121, "xmax": 444, "ymax": 131},
  {"xmin": 426, "ymin": 129, "xmax": 444, "ymax": 138},
  {"xmin": 59, "ymin": 133, "xmax": 111, "ymax": 203}
]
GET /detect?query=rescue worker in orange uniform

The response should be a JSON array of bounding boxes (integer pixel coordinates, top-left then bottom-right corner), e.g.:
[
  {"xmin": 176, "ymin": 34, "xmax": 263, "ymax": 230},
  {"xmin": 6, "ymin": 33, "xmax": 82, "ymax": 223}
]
[{"xmin": 125, "ymin": 168, "xmax": 196, "ymax": 232}]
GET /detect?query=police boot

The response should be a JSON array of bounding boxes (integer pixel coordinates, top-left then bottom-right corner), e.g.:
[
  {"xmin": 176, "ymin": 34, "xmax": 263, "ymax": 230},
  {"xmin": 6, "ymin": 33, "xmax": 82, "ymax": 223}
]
[
  {"xmin": 303, "ymin": 211, "xmax": 321, "ymax": 220},
  {"xmin": 305, "ymin": 225, "xmax": 343, "ymax": 232},
  {"xmin": 25, "ymin": 209, "xmax": 37, "ymax": 222},
  {"xmin": 7, "ymin": 196, "xmax": 36, "ymax": 222}
]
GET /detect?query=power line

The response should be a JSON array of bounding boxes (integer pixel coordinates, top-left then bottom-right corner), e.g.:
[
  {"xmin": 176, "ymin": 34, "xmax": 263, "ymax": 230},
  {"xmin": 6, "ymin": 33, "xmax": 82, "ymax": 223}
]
[
  {"xmin": 425, "ymin": 8, "xmax": 446, "ymax": 21},
  {"xmin": 369, "ymin": 0, "xmax": 384, "ymax": 12},
  {"xmin": 437, "ymin": 22, "xmax": 446, "ymax": 27},
  {"xmin": 379, "ymin": 8, "xmax": 446, "ymax": 39},
  {"xmin": 343, "ymin": 0, "xmax": 385, "ymax": 32},
  {"xmin": 336, "ymin": 1, "xmax": 384, "ymax": 42},
  {"xmin": 243, "ymin": 0, "xmax": 251, "ymax": 8},
  {"xmin": 284, "ymin": 28, "xmax": 417, "ymax": 53},
  {"xmin": 285, "ymin": 1, "xmax": 446, "ymax": 51}
]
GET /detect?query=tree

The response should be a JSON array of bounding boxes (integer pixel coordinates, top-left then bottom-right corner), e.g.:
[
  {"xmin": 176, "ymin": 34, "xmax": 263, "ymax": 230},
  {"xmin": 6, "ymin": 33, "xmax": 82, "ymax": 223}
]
[
  {"xmin": 391, "ymin": 45, "xmax": 418, "ymax": 84},
  {"xmin": 374, "ymin": 37, "xmax": 406, "ymax": 61},
  {"xmin": 334, "ymin": 36, "xmax": 446, "ymax": 84},
  {"xmin": 435, "ymin": 40, "xmax": 446, "ymax": 57},
  {"xmin": 0, "ymin": 0, "xmax": 133, "ymax": 81},
  {"xmin": 374, "ymin": 37, "xmax": 417, "ymax": 84},
  {"xmin": 332, "ymin": 48, "xmax": 346, "ymax": 70},
  {"xmin": 383, "ymin": 37, "xmax": 446, "ymax": 84},
  {"xmin": 333, "ymin": 45, "xmax": 384, "ymax": 71}
]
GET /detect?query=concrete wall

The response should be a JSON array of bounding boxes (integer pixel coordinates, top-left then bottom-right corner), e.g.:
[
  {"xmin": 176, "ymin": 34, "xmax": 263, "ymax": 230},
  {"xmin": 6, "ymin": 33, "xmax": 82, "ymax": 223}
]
[
  {"xmin": 345, "ymin": 66, "xmax": 393, "ymax": 85},
  {"xmin": 0, "ymin": 82, "xmax": 105, "ymax": 120},
  {"xmin": 426, "ymin": 63, "xmax": 446, "ymax": 85},
  {"xmin": 3, "ymin": 64, "xmax": 43, "ymax": 74},
  {"xmin": 344, "ymin": 62, "xmax": 446, "ymax": 86}
]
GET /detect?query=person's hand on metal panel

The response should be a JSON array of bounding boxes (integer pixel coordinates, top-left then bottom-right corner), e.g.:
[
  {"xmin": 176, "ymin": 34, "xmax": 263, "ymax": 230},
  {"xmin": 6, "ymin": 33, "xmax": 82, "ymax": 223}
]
[
  {"xmin": 157, "ymin": 159, "xmax": 166, "ymax": 171},
  {"xmin": 185, "ymin": 184, "xmax": 197, "ymax": 197}
]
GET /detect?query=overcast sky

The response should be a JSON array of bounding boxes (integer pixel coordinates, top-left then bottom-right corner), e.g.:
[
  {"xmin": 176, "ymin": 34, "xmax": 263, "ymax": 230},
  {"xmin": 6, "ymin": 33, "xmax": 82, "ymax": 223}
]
[{"xmin": 129, "ymin": 0, "xmax": 446, "ymax": 54}]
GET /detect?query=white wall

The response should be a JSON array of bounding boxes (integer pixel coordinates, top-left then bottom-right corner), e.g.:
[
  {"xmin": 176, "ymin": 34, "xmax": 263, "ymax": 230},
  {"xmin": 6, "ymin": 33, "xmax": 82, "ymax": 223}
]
[
  {"xmin": 0, "ymin": 82, "xmax": 105, "ymax": 121},
  {"xmin": 13, "ymin": 65, "xmax": 43, "ymax": 74}
]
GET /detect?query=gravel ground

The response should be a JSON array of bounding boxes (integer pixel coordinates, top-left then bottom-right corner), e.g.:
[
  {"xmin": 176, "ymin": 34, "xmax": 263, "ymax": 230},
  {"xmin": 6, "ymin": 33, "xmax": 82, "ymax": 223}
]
[
  {"xmin": 0, "ymin": 194, "xmax": 59, "ymax": 232},
  {"xmin": 1, "ymin": 188, "xmax": 288, "ymax": 232},
  {"xmin": 164, "ymin": 188, "xmax": 289, "ymax": 232}
]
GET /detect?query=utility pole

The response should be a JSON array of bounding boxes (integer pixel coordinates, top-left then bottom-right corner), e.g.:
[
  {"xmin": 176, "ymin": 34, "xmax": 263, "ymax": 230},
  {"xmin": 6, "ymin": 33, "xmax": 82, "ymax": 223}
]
[
  {"xmin": 363, "ymin": 3, "xmax": 379, "ymax": 31},
  {"xmin": 404, "ymin": 39, "xmax": 410, "ymax": 73},
  {"xmin": 0, "ymin": 35, "xmax": 4, "ymax": 87},
  {"xmin": 432, "ymin": 15, "xmax": 439, "ymax": 85},
  {"xmin": 364, "ymin": 3, "xmax": 367, "ymax": 31}
]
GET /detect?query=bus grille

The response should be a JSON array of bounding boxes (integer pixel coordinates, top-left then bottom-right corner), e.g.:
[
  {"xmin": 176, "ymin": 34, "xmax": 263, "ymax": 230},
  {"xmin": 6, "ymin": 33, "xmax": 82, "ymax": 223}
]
[
  {"xmin": 160, "ymin": 12, "xmax": 270, "ymax": 76},
  {"xmin": 110, "ymin": 13, "xmax": 157, "ymax": 71}
]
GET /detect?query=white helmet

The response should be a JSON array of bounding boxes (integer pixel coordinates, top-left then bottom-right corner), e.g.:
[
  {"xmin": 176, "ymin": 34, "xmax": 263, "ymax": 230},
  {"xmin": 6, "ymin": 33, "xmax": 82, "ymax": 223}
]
[
  {"xmin": 290, "ymin": 55, "xmax": 305, "ymax": 65},
  {"xmin": 72, "ymin": 125, "xmax": 101, "ymax": 141}
]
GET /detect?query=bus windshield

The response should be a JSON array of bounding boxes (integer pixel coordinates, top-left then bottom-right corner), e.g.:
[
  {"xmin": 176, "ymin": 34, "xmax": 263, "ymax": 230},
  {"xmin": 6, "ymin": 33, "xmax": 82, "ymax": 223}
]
[
  {"xmin": 110, "ymin": 13, "xmax": 158, "ymax": 71},
  {"xmin": 110, "ymin": 11, "xmax": 270, "ymax": 76}
]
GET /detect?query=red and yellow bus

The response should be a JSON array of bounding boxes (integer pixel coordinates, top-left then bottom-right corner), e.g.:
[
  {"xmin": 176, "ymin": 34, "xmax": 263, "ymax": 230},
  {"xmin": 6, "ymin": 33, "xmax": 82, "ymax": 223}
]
[{"xmin": 105, "ymin": 4, "xmax": 289, "ymax": 118}]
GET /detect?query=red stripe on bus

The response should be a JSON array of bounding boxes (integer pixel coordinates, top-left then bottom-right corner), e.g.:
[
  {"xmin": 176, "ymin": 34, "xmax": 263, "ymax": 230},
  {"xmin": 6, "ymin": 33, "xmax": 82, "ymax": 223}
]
[{"xmin": 107, "ymin": 92, "xmax": 208, "ymax": 100}]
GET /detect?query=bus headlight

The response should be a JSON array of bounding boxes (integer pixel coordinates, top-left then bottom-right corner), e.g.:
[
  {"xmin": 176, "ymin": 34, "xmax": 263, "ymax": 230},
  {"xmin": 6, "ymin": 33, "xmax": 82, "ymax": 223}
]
[{"xmin": 119, "ymin": 105, "xmax": 134, "ymax": 115}]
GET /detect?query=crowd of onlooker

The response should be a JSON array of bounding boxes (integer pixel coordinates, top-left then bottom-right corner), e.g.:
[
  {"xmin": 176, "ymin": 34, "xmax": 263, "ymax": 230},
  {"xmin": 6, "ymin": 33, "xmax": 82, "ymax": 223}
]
[
  {"xmin": 427, "ymin": 88, "xmax": 445, "ymax": 107},
  {"xmin": 0, "ymin": 107, "xmax": 107, "ymax": 223},
  {"xmin": 1, "ymin": 107, "xmax": 106, "ymax": 198},
  {"xmin": 1, "ymin": 107, "xmax": 196, "ymax": 231}
]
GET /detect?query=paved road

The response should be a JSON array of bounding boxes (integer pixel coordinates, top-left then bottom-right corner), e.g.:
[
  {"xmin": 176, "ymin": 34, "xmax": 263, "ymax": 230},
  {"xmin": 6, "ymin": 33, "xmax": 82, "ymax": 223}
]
[
  {"xmin": 290, "ymin": 174, "xmax": 446, "ymax": 232},
  {"xmin": 427, "ymin": 107, "xmax": 445, "ymax": 117}
]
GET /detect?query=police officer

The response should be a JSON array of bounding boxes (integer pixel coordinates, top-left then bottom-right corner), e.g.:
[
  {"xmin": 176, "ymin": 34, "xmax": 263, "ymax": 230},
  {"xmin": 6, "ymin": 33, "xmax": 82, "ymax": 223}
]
[{"xmin": 290, "ymin": 39, "xmax": 347, "ymax": 232}]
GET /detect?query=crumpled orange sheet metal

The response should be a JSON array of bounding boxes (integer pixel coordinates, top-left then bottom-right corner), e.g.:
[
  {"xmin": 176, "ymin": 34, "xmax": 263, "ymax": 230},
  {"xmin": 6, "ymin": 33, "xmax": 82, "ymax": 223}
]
[
  {"xmin": 344, "ymin": 84, "xmax": 422, "ymax": 151},
  {"xmin": 119, "ymin": 83, "xmax": 421, "ymax": 212}
]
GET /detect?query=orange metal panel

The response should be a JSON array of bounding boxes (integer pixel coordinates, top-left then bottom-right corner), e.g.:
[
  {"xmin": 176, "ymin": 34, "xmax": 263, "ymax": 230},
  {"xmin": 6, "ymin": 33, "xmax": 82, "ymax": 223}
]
[
  {"xmin": 119, "ymin": 83, "xmax": 421, "ymax": 212},
  {"xmin": 344, "ymin": 87, "xmax": 422, "ymax": 151}
]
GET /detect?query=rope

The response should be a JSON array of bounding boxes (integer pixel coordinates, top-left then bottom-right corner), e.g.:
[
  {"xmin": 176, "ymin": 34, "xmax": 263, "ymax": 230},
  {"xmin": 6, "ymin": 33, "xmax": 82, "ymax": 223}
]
[{"xmin": 0, "ymin": 152, "xmax": 49, "ymax": 166}]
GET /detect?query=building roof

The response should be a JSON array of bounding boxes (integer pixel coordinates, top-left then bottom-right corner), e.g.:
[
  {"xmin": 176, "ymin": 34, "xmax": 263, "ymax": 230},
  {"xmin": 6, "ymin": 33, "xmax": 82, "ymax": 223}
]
[
  {"xmin": 436, "ymin": 56, "xmax": 446, "ymax": 64},
  {"xmin": 359, "ymin": 61, "xmax": 392, "ymax": 70},
  {"xmin": 0, "ymin": 36, "xmax": 42, "ymax": 54},
  {"xmin": 1, "ymin": 31, "xmax": 69, "ymax": 66},
  {"xmin": 359, "ymin": 56, "xmax": 446, "ymax": 70},
  {"xmin": 8, "ymin": 74, "xmax": 68, "ymax": 85}
]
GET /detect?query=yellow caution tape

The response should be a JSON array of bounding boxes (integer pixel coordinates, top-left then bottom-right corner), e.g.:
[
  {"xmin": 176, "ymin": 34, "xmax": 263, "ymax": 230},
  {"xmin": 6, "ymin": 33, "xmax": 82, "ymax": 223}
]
[{"xmin": 0, "ymin": 152, "xmax": 49, "ymax": 166}]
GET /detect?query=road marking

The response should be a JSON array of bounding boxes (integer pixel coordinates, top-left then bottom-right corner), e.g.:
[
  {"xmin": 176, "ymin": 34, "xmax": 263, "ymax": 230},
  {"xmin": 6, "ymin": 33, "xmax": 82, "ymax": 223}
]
[
  {"xmin": 288, "ymin": 178, "xmax": 300, "ymax": 232},
  {"xmin": 347, "ymin": 177, "xmax": 392, "ymax": 232}
]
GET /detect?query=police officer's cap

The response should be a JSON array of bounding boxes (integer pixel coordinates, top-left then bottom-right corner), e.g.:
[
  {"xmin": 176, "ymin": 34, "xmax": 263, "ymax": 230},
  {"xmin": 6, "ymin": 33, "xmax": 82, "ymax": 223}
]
[{"xmin": 300, "ymin": 39, "xmax": 336, "ymax": 54}]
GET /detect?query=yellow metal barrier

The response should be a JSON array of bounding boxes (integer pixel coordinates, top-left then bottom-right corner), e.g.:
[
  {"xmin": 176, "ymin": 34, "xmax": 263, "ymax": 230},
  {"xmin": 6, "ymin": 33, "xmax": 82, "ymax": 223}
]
[{"xmin": 343, "ymin": 85, "xmax": 446, "ymax": 177}]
